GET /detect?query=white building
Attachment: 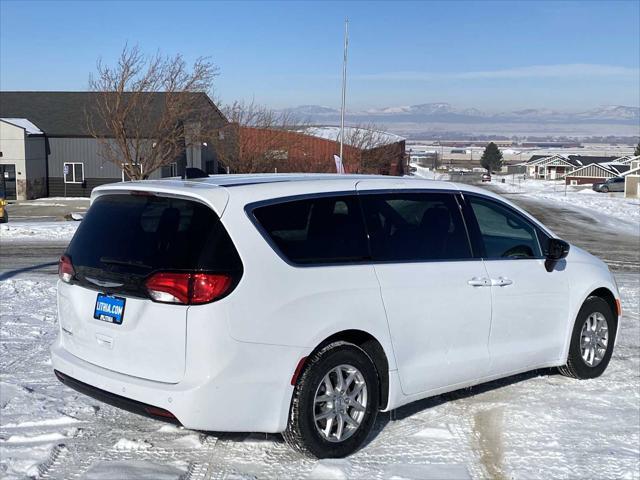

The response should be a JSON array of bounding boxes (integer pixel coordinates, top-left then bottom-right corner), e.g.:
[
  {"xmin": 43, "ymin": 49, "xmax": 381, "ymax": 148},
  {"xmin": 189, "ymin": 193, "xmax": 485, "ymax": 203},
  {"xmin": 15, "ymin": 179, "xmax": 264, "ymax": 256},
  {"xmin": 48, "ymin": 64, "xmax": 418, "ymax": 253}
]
[{"xmin": 0, "ymin": 118, "xmax": 48, "ymax": 200}]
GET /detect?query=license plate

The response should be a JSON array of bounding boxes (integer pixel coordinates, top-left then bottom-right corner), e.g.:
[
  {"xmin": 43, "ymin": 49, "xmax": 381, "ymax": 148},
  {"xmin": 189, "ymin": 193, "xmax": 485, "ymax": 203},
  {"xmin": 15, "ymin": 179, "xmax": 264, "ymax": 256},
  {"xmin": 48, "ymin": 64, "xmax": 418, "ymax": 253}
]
[{"xmin": 94, "ymin": 293, "xmax": 126, "ymax": 325}]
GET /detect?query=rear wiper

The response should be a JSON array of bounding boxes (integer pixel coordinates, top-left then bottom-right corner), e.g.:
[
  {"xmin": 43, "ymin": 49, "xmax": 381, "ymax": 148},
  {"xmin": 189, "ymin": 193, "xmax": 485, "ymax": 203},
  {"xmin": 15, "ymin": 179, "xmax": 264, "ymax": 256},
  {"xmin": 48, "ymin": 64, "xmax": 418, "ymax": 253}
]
[{"xmin": 100, "ymin": 257, "xmax": 153, "ymax": 270}]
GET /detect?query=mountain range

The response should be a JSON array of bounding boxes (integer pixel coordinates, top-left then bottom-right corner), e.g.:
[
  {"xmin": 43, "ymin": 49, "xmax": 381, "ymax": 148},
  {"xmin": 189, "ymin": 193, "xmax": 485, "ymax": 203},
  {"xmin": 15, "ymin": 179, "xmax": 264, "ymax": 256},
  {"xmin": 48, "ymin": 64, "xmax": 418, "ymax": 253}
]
[{"xmin": 283, "ymin": 103, "xmax": 639, "ymax": 124}]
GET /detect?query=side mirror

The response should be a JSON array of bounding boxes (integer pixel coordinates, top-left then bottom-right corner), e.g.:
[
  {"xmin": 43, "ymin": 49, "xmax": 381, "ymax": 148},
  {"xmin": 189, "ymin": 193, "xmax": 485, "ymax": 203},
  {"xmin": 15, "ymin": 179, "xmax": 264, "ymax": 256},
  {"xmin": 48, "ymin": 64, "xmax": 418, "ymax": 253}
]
[{"xmin": 545, "ymin": 238, "xmax": 570, "ymax": 272}]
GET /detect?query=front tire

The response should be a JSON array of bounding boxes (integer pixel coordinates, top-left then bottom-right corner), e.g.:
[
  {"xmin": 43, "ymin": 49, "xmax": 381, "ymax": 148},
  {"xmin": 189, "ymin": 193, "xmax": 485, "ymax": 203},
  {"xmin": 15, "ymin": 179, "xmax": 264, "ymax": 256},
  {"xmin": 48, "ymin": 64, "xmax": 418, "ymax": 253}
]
[
  {"xmin": 558, "ymin": 296, "xmax": 617, "ymax": 379},
  {"xmin": 601, "ymin": 186, "xmax": 609, "ymax": 193},
  {"xmin": 283, "ymin": 341, "xmax": 380, "ymax": 458}
]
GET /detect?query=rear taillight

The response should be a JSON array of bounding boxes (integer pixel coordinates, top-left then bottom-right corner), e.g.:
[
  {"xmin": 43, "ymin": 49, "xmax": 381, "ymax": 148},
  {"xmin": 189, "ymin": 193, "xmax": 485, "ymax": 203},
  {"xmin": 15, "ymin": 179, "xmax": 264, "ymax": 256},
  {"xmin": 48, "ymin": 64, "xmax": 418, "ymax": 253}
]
[
  {"xmin": 144, "ymin": 272, "xmax": 233, "ymax": 305},
  {"xmin": 58, "ymin": 255, "xmax": 75, "ymax": 283}
]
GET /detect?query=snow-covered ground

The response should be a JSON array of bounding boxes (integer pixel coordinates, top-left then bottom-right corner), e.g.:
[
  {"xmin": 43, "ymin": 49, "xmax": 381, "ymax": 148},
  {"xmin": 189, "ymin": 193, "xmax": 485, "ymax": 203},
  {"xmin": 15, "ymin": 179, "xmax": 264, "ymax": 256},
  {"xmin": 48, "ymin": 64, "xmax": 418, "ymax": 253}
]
[
  {"xmin": 411, "ymin": 165, "xmax": 450, "ymax": 181},
  {"xmin": 0, "ymin": 221, "xmax": 79, "ymax": 242},
  {"xmin": 491, "ymin": 176, "xmax": 640, "ymax": 235},
  {"xmin": 1, "ymin": 185, "xmax": 638, "ymax": 479},
  {"xmin": 1, "ymin": 270, "xmax": 639, "ymax": 478}
]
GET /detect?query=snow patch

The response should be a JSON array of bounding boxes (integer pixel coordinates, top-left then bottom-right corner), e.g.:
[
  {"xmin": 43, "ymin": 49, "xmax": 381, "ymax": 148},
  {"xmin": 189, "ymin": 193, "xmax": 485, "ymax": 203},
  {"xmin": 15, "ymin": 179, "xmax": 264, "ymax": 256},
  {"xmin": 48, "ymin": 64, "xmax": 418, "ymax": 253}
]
[
  {"xmin": 3, "ymin": 432, "xmax": 66, "ymax": 444},
  {"xmin": 308, "ymin": 459, "xmax": 351, "ymax": 479},
  {"xmin": 0, "ymin": 221, "xmax": 78, "ymax": 242},
  {"xmin": 386, "ymin": 463, "xmax": 471, "ymax": 480},
  {"xmin": 169, "ymin": 434, "xmax": 202, "ymax": 449},
  {"xmin": 413, "ymin": 426, "xmax": 455, "ymax": 439},
  {"xmin": 156, "ymin": 424, "xmax": 184, "ymax": 433},
  {"xmin": 81, "ymin": 460, "xmax": 186, "ymax": 480},
  {"xmin": 3, "ymin": 416, "xmax": 80, "ymax": 429},
  {"xmin": 113, "ymin": 438, "xmax": 153, "ymax": 451},
  {"xmin": 492, "ymin": 176, "xmax": 640, "ymax": 235}
]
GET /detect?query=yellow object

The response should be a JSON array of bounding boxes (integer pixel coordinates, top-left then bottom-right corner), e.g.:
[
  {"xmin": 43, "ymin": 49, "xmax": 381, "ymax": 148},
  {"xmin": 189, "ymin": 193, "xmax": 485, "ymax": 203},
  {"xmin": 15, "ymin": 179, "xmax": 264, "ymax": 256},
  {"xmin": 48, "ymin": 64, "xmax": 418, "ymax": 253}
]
[{"xmin": 0, "ymin": 198, "xmax": 7, "ymax": 222}]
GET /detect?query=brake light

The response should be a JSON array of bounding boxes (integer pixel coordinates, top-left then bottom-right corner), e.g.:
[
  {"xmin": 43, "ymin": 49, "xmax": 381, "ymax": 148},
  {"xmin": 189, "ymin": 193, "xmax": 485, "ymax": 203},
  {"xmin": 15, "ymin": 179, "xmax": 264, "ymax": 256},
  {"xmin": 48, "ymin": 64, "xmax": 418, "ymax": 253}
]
[
  {"xmin": 144, "ymin": 272, "xmax": 233, "ymax": 305},
  {"xmin": 58, "ymin": 255, "xmax": 75, "ymax": 283}
]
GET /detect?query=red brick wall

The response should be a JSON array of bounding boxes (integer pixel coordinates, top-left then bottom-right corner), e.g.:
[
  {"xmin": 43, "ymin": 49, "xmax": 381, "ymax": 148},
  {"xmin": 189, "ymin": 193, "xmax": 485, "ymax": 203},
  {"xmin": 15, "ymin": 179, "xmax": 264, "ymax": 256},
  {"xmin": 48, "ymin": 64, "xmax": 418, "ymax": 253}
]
[
  {"xmin": 239, "ymin": 127, "xmax": 405, "ymax": 175},
  {"xmin": 564, "ymin": 176, "xmax": 608, "ymax": 185}
]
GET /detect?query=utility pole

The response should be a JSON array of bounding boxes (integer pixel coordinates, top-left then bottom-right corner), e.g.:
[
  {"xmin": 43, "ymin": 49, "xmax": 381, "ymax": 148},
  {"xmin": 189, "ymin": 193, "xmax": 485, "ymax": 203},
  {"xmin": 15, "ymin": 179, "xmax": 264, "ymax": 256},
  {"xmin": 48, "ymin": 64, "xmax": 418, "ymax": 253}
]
[{"xmin": 339, "ymin": 18, "xmax": 349, "ymax": 166}]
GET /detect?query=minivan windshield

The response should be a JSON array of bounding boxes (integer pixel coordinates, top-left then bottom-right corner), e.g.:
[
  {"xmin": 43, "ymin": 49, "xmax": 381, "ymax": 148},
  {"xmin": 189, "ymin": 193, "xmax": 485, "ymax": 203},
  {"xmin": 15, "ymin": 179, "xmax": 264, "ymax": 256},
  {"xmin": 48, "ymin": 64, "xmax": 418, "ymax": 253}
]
[{"xmin": 66, "ymin": 194, "xmax": 242, "ymax": 293}]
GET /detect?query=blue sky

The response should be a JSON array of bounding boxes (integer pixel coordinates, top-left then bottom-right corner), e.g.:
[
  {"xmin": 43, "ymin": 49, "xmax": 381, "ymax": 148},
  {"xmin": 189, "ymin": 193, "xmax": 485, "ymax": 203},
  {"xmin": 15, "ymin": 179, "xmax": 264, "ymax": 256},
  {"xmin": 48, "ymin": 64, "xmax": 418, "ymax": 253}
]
[{"xmin": 1, "ymin": 0, "xmax": 638, "ymax": 111}]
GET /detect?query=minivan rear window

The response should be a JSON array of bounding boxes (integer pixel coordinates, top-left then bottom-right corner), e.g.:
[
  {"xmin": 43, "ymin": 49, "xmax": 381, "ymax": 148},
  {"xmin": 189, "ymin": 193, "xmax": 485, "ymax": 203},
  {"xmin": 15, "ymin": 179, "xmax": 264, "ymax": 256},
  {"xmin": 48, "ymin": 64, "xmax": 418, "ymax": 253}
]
[
  {"xmin": 66, "ymin": 194, "xmax": 242, "ymax": 293},
  {"xmin": 252, "ymin": 195, "xmax": 369, "ymax": 265}
]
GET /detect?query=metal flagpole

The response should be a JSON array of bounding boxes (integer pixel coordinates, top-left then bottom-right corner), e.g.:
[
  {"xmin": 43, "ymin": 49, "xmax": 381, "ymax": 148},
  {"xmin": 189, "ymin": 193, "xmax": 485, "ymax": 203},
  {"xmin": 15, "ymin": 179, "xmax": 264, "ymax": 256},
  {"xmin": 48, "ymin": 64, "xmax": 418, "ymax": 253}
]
[{"xmin": 339, "ymin": 18, "xmax": 348, "ymax": 168}]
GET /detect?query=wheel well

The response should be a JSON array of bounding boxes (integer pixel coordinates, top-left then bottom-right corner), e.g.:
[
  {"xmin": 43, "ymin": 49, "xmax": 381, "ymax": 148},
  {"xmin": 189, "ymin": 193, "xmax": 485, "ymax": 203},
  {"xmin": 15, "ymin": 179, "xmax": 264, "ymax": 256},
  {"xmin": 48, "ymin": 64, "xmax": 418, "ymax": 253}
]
[
  {"xmin": 588, "ymin": 287, "xmax": 617, "ymax": 317},
  {"xmin": 311, "ymin": 330, "xmax": 390, "ymax": 410}
]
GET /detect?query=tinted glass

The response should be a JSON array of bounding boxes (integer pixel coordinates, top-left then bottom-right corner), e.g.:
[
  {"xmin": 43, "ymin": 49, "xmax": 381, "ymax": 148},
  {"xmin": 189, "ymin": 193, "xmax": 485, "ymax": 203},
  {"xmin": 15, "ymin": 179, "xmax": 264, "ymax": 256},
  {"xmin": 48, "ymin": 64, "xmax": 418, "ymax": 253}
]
[
  {"xmin": 360, "ymin": 192, "xmax": 472, "ymax": 261},
  {"xmin": 252, "ymin": 195, "xmax": 369, "ymax": 265},
  {"xmin": 67, "ymin": 194, "xmax": 242, "ymax": 289},
  {"xmin": 468, "ymin": 196, "xmax": 541, "ymax": 259},
  {"xmin": 73, "ymin": 164, "xmax": 83, "ymax": 182}
]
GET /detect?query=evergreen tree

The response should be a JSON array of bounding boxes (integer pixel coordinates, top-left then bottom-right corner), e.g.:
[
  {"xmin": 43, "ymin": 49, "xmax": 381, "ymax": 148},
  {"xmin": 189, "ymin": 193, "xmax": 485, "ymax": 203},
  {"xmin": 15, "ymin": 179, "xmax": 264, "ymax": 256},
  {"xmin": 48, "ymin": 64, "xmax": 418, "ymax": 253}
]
[
  {"xmin": 634, "ymin": 142, "xmax": 640, "ymax": 156},
  {"xmin": 480, "ymin": 142, "xmax": 503, "ymax": 173}
]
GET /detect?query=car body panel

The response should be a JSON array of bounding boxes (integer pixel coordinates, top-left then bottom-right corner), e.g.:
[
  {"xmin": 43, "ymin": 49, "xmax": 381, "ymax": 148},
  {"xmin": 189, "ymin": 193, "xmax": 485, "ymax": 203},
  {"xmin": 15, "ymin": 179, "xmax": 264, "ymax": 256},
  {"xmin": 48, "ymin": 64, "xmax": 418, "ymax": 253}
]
[
  {"xmin": 58, "ymin": 280, "xmax": 187, "ymax": 383},
  {"xmin": 482, "ymin": 258, "xmax": 570, "ymax": 374}
]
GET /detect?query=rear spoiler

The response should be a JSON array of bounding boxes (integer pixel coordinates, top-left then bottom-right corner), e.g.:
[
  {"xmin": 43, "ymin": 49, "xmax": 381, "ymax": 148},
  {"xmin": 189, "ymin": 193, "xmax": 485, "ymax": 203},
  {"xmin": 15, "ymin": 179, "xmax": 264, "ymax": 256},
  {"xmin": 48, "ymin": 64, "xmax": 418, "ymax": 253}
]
[{"xmin": 91, "ymin": 181, "xmax": 230, "ymax": 217}]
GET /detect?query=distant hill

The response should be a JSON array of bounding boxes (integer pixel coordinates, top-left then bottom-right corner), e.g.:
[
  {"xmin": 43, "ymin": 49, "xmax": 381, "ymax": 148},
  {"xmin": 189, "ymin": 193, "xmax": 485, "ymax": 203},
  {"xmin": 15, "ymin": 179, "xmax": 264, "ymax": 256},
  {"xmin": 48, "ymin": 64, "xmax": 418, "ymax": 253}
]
[
  {"xmin": 281, "ymin": 102, "xmax": 640, "ymax": 137},
  {"xmin": 283, "ymin": 102, "xmax": 639, "ymax": 124}
]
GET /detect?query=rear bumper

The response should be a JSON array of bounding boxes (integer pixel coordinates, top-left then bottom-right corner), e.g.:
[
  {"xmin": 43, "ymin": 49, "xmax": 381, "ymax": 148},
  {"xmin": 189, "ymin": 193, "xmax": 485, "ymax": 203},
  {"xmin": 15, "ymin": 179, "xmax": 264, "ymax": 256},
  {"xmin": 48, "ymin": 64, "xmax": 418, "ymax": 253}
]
[
  {"xmin": 54, "ymin": 370, "xmax": 179, "ymax": 424},
  {"xmin": 50, "ymin": 336, "xmax": 305, "ymax": 433}
]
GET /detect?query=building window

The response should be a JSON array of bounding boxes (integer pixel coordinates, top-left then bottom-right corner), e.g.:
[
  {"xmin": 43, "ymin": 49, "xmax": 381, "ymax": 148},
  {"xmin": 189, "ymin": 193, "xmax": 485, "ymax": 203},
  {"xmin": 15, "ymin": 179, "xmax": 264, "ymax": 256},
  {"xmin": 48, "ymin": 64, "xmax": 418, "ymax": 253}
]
[
  {"xmin": 160, "ymin": 162, "xmax": 178, "ymax": 178},
  {"xmin": 64, "ymin": 163, "xmax": 84, "ymax": 184}
]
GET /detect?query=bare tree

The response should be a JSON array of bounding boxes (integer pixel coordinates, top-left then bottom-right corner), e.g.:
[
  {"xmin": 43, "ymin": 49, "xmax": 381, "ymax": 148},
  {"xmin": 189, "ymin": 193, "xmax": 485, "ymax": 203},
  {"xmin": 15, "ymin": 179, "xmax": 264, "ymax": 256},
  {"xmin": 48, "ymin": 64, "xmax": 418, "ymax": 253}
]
[
  {"xmin": 211, "ymin": 100, "xmax": 309, "ymax": 173},
  {"xmin": 87, "ymin": 44, "xmax": 218, "ymax": 179},
  {"xmin": 334, "ymin": 123, "xmax": 401, "ymax": 174}
]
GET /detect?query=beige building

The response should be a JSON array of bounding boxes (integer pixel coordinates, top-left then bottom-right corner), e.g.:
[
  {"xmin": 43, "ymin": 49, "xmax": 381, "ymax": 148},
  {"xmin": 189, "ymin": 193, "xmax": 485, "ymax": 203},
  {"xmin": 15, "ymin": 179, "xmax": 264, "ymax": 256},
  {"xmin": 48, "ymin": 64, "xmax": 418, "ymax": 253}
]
[
  {"xmin": 623, "ymin": 157, "xmax": 640, "ymax": 199},
  {"xmin": 0, "ymin": 118, "xmax": 48, "ymax": 200}
]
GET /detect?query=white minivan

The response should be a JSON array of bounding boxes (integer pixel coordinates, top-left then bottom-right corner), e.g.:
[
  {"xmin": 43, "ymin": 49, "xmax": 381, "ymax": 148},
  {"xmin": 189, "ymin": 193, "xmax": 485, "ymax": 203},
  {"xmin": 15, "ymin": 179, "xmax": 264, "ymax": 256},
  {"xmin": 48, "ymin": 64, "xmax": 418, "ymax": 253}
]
[{"xmin": 51, "ymin": 174, "xmax": 620, "ymax": 458}]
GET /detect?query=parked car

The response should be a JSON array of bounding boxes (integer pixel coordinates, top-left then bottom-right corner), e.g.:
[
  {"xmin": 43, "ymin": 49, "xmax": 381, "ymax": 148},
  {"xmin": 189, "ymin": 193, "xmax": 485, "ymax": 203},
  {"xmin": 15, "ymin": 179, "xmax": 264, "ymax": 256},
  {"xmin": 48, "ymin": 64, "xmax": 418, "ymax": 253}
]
[
  {"xmin": 481, "ymin": 173, "xmax": 491, "ymax": 182},
  {"xmin": 593, "ymin": 177, "xmax": 625, "ymax": 193},
  {"xmin": 51, "ymin": 174, "xmax": 620, "ymax": 458}
]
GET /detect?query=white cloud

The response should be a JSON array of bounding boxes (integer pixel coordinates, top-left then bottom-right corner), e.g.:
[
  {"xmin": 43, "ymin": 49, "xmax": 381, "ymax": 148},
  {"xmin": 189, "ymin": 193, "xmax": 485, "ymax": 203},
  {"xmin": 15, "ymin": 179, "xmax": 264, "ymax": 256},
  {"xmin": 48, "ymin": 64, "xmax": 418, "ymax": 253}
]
[{"xmin": 356, "ymin": 64, "xmax": 640, "ymax": 81}]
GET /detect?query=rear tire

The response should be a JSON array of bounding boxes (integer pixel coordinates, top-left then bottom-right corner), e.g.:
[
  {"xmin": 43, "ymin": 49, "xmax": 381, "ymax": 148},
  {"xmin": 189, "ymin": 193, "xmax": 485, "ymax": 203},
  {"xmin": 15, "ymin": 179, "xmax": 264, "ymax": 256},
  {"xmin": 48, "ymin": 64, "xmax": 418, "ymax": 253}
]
[
  {"xmin": 558, "ymin": 296, "xmax": 617, "ymax": 379},
  {"xmin": 283, "ymin": 341, "xmax": 380, "ymax": 458},
  {"xmin": 0, "ymin": 211, "xmax": 7, "ymax": 223}
]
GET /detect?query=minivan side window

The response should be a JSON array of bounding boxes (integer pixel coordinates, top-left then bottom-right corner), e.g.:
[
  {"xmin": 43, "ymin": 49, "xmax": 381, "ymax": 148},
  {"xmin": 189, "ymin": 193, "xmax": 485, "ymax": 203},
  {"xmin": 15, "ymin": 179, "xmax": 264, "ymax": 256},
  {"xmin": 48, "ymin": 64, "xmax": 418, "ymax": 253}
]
[
  {"xmin": 467, "ymin": 195, "xmax": 542, "ymax": 259},
  {"xmin": 252, "ymin": 195, "xmax": 369, "ymax": 265},
  {"xmin": 359, "ymin": 192, "xmax": 472, "ymax": 261}
]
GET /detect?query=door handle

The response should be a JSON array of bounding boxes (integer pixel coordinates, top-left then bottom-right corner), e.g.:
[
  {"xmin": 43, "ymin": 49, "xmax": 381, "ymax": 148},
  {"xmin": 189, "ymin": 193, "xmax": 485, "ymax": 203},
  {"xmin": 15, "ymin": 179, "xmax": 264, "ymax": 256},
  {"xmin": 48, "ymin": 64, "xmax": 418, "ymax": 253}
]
[
  {"xmin": 491, "ymin": 277, "xmax": 513, "ymax": 287},
  {"xmin": 467, "ymin": 277, "xmax": 491, "ymax": 287}
]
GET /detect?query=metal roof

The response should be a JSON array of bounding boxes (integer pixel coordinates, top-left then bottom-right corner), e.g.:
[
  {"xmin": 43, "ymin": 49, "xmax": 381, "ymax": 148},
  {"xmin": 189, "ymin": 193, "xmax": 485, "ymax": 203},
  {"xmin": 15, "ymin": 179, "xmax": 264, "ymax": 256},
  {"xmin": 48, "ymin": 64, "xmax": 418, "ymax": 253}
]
[
  {"xmin": 0, "ymin": 91, "xmax": 225, "ymax": 137},
  {"xmin": 0, "ymin": 118, "xmax": 43, "ymax": 135}
]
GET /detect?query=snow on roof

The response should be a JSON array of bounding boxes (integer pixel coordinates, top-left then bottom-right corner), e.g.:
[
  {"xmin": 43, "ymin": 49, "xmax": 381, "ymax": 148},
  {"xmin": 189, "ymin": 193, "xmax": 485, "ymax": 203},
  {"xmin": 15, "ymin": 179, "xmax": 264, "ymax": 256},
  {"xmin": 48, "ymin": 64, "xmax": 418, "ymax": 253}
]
[
  {"xmin": 303, "ymin": 126, "xmax": 405, "ymax": 148},
  {"xmin": 1, "ymin": 118, "xmax": 43, "ymax": 135}
]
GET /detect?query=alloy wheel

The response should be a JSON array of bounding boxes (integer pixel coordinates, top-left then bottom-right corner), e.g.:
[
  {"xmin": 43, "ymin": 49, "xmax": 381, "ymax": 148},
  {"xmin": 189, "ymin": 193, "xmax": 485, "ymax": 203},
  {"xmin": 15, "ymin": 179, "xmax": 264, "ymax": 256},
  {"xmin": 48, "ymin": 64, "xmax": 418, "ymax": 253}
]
[
  {"xmin": 313, "ymin": 364, "xmax": 368, "ymax": 443},
  {"xmin": 580, "ymin": 312, "xmax": 609, "ymax": 367}
]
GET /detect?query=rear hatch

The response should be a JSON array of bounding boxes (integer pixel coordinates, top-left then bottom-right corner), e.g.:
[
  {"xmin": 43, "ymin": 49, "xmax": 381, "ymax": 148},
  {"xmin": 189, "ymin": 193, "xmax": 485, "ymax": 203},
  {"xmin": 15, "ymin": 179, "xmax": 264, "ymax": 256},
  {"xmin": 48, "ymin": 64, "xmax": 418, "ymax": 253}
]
[{"xmin": 58, "ymin": 191, "xmax": 242, "ymax": 383}]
